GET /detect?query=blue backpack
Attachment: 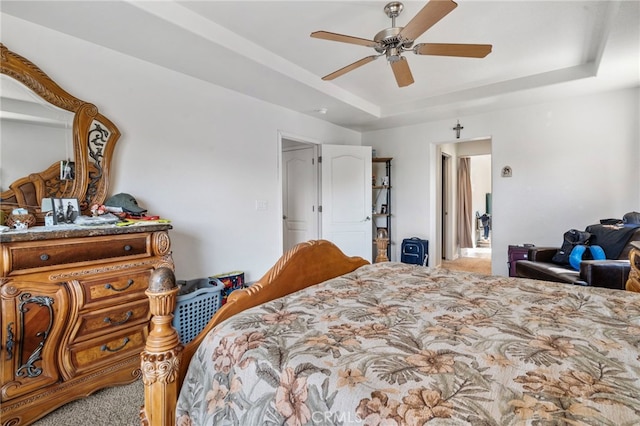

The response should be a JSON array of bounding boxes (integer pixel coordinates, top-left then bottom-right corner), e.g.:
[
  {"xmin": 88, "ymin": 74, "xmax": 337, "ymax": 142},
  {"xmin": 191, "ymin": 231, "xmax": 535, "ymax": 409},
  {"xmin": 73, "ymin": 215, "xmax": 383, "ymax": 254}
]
[{"xmin": 569, "ymin": 245, "xmax": 606, "ymax": 270}]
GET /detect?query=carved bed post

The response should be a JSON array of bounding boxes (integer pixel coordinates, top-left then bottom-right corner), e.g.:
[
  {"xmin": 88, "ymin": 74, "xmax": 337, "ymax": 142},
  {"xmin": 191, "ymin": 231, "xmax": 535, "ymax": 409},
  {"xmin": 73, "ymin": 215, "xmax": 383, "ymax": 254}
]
[{"xmin": 140, "ymin": 267, "xmax": 182, "ymax": 426}]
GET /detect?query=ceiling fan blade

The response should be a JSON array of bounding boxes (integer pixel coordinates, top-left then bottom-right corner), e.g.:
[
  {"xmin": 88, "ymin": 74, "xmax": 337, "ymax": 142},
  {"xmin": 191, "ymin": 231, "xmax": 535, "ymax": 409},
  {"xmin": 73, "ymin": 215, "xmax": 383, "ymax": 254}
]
[
  {"xmin": 415, "ymin": 43, "xmax": 492, "ymax": 58},
  {"xmin": 322, "ymin": 56, "xmax": 378, "ymax": 81},
  {"xmin": 399, "ymin": 0, "xmax": 458, "ymax": 42},
  {"xmin": 311, "ymin": 31, "xmax": 378, "ymax": 47},
  {"xmin": 391, "ymin": 57, "xmax": 414, "ymax": 87}
]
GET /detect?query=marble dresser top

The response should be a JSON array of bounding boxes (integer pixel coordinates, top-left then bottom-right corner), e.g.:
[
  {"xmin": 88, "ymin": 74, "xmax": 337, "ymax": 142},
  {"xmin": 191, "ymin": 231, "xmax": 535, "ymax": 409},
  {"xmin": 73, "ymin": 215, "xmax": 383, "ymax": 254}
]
[{"xmin": 0, "ymin": 222, "xmax": 172, "ymax": 243}]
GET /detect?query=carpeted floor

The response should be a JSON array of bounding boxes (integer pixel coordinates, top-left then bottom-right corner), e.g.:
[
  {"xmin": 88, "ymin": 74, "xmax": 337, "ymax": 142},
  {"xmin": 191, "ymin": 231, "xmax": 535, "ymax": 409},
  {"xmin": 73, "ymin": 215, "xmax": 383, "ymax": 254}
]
[
  {"xmin": 32, "ymin": 379, "xmax": 143, "ymax": 425},
  {"xmin": 441, "ymin": 255, "xmax": 492, "ymax": 275}
]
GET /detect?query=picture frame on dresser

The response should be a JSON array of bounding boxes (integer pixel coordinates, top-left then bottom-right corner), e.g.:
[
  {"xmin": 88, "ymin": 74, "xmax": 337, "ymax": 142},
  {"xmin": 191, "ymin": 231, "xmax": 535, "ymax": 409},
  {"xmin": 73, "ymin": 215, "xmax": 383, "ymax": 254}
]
[{"xmin": 51, "ymin": 198, "xmax": 79, "ymax": 224}]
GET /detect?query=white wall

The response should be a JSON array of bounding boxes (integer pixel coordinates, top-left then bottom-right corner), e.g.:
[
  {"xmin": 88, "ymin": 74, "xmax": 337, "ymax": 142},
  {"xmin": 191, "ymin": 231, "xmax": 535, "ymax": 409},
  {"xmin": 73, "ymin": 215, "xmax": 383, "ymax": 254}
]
[
  {"xmin": 1, "ymin": 14, "xmax": 361, "ymax": 281},
  {"xmin": 365, "ymin": 87, "xmax": 640, "ymax": 275}
]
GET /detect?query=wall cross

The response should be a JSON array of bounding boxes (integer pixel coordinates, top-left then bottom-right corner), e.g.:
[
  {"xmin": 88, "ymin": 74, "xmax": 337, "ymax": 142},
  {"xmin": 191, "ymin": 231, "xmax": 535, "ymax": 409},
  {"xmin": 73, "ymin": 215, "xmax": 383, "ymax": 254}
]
[{"xmin": 452, "ymin": 120, "xmax": 464, "ymax": 139}]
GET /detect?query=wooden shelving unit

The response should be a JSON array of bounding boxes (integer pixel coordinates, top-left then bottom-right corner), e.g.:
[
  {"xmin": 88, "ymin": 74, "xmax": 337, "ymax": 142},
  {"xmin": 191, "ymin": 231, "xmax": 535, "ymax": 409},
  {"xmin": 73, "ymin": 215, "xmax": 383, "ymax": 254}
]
[{"xmin": 372, "ymin": 157, "xmax": 392, "ymax": 260}]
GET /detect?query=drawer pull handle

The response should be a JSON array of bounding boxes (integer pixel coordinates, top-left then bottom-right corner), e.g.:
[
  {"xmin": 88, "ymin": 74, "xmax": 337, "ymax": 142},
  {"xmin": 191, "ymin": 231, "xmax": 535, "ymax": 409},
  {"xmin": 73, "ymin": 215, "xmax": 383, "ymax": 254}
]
[
  {"xmin": 101, "ymin": 337, "xmax": 130, "ymax": 353},
  {"xmin": 40, "ymin": 254, "xmax": 50, "ymax": 261},
  {"xmin": 103, "ymin": 311, "xmax": 133, "ymax": 326},
  {"xmin": 104, "ymin": 279, "xmax": 134, "ymax": 292},
  {"xmin": 123, "ymin": 245, "xmax": 132, "ymax": 251}
]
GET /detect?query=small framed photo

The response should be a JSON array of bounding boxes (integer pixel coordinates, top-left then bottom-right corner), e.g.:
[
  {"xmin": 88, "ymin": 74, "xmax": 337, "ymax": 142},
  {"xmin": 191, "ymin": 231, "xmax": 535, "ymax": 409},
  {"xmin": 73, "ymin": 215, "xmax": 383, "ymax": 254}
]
[
  {"xmin": 380, "ymin": 204, "xmax": 388, "ymax": 214},
  {"xmin": 60, "ymin": 160, "xmax": 75, "ymax": 180},
  {"xmin": 381, "ymin": 176, "xmax": 389, "ymax": 186},
  {"xmin": 52, "ymin": 198, "xmax": 80, "ymax": 224}
]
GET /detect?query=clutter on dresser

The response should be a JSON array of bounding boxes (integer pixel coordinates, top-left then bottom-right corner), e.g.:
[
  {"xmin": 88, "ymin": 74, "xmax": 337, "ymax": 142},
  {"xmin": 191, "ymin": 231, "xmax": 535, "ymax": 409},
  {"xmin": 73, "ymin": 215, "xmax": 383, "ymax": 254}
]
[
  {"xmin": 2, "ymin": 192, "xmax": 168, "ymax": 233},
  {"xmin": 104, "ymin": 192, "xmax": 147, "ymax": 215},
  {"xmin": 5, "ymin": 207, "xmax": 36, "ymax": 229},
  {"xmin": 74, "ymin": 213, "xmax": 121, "ymax": 226},
  {"xmin": 40, "ymin": 197, "xmax": 80, "ymax": 225},
  {"xmin": 92, "ymin": 193, "xmax": 168, "ymax": 225}
]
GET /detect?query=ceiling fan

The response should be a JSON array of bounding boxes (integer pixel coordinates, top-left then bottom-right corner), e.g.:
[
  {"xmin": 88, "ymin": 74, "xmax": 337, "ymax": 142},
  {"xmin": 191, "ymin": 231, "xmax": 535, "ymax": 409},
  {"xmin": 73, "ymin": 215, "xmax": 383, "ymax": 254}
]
[{"xmin": 310, "ymin": 0, "xmax": 492, "ymax": 87}]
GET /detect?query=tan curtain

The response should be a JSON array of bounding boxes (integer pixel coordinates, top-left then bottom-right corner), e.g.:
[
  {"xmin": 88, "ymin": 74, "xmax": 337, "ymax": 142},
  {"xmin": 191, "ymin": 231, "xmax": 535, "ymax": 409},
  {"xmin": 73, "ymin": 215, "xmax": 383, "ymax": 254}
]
[{"xmin": 457, "ymin": 157, "xmax": 474, "ymax": 248}]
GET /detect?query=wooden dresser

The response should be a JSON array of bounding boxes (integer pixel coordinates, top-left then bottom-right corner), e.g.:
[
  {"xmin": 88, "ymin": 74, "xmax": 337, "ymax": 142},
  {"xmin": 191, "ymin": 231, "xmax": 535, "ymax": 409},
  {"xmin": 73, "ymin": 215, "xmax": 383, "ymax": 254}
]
[
  {"xmin": 627, "ymin": 241, "xmax": 640, "ymax": 293},
  {"xmin": 0, "ymin": 224, "xmax": 173, "ymax": 426}
]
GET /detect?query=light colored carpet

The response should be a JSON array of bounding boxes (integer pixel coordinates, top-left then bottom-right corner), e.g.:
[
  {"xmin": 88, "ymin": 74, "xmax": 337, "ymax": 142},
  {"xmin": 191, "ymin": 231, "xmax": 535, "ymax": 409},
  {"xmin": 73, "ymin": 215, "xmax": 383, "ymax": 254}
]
[
  {"xmin": 441, "ymin": 256, "xmax": 492, "ymax": 275},
  {"xmin": 32, "ymin": 379, "xmax": 143, "ymax": 426}
]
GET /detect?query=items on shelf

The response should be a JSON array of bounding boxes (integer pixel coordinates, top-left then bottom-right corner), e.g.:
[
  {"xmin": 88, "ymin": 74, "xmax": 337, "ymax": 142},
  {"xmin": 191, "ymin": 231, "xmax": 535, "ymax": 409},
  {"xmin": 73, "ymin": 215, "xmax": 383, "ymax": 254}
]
[{"xmin": 372, "ymin": 157, "xmax": 392, "ymax": 261}]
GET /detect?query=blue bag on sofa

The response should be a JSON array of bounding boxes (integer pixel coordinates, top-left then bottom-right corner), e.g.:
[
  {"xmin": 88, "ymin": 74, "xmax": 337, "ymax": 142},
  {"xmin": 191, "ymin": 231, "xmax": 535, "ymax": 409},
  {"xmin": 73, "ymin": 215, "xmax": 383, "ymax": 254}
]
[{"xmin": 569, "ymin": 245, "xmax": 606, "ymax": 270}]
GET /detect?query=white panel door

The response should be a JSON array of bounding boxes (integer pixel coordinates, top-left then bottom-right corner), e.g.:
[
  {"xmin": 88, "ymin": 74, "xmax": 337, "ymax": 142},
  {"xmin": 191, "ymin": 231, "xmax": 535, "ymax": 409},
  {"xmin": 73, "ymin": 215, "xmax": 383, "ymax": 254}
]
[
  {"xmin": 282, "ymin": 146, "xmax": 318, "ymax": 252},
  {"xmin": 321, "ymin": 144, "xmax": 372, "ymax": 262}
]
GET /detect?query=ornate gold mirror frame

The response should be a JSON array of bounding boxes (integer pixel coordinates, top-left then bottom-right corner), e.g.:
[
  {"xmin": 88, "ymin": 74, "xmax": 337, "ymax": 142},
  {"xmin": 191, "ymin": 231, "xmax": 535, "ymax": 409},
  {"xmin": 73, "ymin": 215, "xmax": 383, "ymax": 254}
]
[{"xmin": 0, "ymin": 43, "xmax": 120, "ymax": 221}]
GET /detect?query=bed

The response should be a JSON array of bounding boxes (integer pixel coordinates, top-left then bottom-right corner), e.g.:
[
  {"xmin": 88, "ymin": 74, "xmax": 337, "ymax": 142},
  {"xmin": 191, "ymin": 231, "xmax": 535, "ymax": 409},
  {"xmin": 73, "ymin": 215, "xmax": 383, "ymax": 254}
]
[{"xmin": 140, "ymin": 240, "xmax": 640, "ymax": 425}]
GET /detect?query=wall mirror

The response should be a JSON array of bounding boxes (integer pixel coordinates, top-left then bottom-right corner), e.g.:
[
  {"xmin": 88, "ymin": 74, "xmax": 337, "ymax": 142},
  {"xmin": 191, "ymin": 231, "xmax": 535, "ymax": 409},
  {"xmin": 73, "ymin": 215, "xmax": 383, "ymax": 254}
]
[{"xmin": 0, "ymin": 43, "xmax": 120, "ymax": 223}]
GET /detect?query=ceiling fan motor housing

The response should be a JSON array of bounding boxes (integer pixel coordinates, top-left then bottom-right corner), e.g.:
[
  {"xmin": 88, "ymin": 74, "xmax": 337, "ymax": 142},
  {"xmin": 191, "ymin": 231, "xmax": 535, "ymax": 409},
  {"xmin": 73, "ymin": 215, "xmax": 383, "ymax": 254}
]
[
  {"xmin": 376, "ymin": 2, "xmax": 415, "ymax": 60},
  {"xmin": 374, "ymin": 27, "xmax": 414, "ymax": 57}
]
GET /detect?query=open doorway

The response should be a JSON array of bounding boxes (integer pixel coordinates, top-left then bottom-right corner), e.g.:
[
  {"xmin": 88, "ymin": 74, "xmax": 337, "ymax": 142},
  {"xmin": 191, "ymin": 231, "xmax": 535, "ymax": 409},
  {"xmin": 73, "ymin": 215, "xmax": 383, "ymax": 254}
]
[
  {"xmin": 436, "ymin": 138, "xmax": 492, "ymax": 273},
  {"xmin": 461, "ymin": 154, "xmax": 492, "ymax": 260}
]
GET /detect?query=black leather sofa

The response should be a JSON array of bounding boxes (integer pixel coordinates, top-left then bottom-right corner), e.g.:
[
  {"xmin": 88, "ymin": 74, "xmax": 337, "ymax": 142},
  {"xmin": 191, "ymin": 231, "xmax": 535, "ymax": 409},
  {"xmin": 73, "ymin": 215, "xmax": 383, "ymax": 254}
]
[{"xmin": 515, "ymin": 226, "xmax": 640, "ymax": 290}]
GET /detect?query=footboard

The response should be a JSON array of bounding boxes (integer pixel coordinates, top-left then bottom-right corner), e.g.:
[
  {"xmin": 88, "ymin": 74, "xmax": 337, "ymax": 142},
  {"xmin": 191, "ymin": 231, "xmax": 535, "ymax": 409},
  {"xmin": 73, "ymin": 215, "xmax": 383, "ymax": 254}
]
[{"xmin": 140, "ymin": 240, "xmax": 369, "ymax": 426}]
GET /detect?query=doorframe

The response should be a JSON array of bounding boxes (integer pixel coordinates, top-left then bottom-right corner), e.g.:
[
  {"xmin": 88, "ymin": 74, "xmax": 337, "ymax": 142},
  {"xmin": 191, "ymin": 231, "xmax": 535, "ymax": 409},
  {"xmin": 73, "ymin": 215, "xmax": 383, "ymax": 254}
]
[
  {"xmin": 278, "ymin": 130, "xmax": 321, "ymax": 255},
  {"xmin": 433, "ymin": 137, "xmax": 492, "ymax": 264},
  {"xmin": 440, "ymin": 152, "xmax": 451, "ymax": 260}
]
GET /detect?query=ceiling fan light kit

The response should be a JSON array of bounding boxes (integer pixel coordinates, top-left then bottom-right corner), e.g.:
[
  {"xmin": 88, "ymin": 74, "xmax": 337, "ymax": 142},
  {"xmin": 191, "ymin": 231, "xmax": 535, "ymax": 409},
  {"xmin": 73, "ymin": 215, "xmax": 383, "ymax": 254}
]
[{"xmin": 311, "ymin": 0, "xmax": 492, "ymax": 88}]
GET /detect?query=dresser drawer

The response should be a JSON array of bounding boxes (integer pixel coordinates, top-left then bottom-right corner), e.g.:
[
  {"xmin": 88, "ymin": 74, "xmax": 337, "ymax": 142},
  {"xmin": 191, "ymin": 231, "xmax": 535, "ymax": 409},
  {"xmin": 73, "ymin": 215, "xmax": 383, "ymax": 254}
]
[
  {"xmin": 68, "ymin": 326, "xmax": 147, "ymax": 375},
  {"xmin": 79, "ymin": 269, "xmax": 151, "ymax": 308},
  {"xmin": 5, "ymin": 234, "xmax": 149, "ymax": 274},
  {"xmin": 73, "ymin": 299, "xmax": 150, "ymax": 343}
]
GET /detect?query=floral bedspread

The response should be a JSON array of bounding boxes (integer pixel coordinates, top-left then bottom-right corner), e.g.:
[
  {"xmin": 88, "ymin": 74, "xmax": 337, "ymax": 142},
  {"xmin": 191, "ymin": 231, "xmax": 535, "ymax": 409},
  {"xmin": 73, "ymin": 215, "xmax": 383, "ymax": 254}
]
[{"xmin": 176, "ymin": 262, "xmax": 640, "ymax": 425}]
